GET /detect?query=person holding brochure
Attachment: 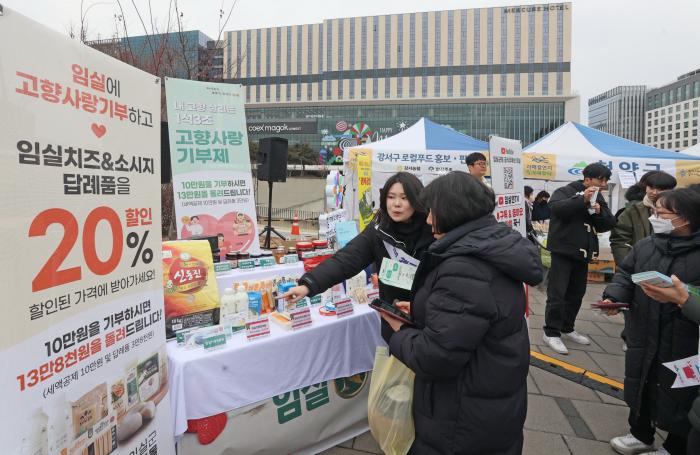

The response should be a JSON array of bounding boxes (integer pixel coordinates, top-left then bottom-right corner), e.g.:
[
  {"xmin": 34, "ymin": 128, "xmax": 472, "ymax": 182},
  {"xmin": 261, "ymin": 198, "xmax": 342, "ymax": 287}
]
[
  {"xmin": 382, "ymin": 172, "xmax": 543, "ymax": 454},
  {"xmin": 543, "ymin": 163, "xmax": 617, "ymax": 354},
  {"xmin": 601, "ymin": 188, "xmax": 700, "ymax": 455},
  {"xmin": 282, "ymin": 172, "xmax": 433, "ymax": 341},
  {"xmin": 636, "ymin": 275, "xmax": 700, "ymax": 455}
]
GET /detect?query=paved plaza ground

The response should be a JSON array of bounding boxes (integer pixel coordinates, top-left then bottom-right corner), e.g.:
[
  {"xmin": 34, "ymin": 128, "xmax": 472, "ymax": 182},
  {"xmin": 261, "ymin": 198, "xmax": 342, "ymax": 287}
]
[{"xmin": 323, "ymin": 283, "xmax": 664, "ymax": 455}]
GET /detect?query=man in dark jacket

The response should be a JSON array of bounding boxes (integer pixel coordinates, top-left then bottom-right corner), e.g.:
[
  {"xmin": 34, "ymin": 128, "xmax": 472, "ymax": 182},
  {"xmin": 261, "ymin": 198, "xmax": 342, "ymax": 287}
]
[{"xmin": 543, "ymin": 163, "xmax": 616, "ymax": 354}]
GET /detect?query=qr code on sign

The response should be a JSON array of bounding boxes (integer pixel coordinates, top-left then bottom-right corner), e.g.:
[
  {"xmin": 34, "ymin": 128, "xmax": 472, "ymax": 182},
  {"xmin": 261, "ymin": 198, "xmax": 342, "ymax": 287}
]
[{"xmin": 504, "ymin": 166, "xmax": 514, "ymax": 190}]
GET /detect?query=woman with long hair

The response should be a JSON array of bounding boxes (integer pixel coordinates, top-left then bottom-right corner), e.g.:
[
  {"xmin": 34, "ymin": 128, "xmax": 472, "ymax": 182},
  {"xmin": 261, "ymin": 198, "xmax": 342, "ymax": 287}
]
[{"xmin": 283, "ymin": 172, "xmax": 434, "ymax": 339}]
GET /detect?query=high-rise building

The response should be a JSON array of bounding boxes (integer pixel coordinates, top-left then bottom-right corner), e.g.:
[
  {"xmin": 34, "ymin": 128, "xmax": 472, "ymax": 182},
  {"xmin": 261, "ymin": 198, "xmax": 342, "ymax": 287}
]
[
  {"xmin": 587, "ymin": 86, "xmax": 646, "ymax": 143},
  {"xmin": 89, "ymin": 31, "xmax": 223, "ymax": 81},
  {"xmin": 645, "ymin": 69, "xmax": 700, "ymax": 151},
  {"xmin": 222, "ymin": 3, "xmax": 579, "ymax": 157}
]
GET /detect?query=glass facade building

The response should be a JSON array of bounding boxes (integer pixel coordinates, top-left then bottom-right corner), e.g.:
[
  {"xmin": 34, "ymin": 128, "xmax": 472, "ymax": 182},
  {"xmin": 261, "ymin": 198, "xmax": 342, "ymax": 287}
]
[
  {"xmin": 222, "ymin": 3, "xmax": 578, "ymax": 159},
  {"xmin": 246, "ymin": 102, "xmax": 566, "ymax": 161},
  {"xmin": 588, "ymin": 86, "xmax": 646, "ymax": 144}
]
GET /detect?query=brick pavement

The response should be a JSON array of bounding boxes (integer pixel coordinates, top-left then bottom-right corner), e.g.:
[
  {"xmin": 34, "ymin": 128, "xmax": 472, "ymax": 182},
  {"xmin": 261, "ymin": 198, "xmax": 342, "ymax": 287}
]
[{"xmin": 322, "ymin": 284, "xmax": 664, "ymax": 455}]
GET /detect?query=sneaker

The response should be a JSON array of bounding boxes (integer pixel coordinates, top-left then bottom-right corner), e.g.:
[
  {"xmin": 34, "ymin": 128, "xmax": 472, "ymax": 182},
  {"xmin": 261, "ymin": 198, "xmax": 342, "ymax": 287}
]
[
  {"xmin": 562, "ymin": 331, "xmax": 591, "ymax": 345},
  {"xmin": 610, "ymin": 433, "xmax": 654, "ymax": 455},
  {"xmin": 542, "ymin": 334, "xmax": 569, "ymax": 354},
  {"xmin": 639, "ymin": 449, "xmax": 669, "ymax": 455}
]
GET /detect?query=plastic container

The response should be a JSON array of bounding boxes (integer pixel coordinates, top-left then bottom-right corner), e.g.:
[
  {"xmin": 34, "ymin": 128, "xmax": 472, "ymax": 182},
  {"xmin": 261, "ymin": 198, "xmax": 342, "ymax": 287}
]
[
  {"xmin": 312, "ymin": 239, "xmax": 328, "ymax": 250},
  {"xmin": 296, "ymin": 242, "xmax": 313, "ymax": 260}
]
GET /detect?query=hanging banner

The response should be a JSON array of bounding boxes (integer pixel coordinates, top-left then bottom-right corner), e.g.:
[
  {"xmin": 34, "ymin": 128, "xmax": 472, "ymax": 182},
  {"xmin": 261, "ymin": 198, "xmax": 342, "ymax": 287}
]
[
  {"xmin": 165, "ymin": 78, "xmax": 260, "ymax": 255},
  {"xmin": 0, "ymin": 6, "xmax": 174, "ymax": 455},
  {"xmin": 357, "ymin": 152, "xmax": 374, "ymax": 231},
  {"xmin": 177, "ymin": 373, "xmax": 371, "ymax": 455}
]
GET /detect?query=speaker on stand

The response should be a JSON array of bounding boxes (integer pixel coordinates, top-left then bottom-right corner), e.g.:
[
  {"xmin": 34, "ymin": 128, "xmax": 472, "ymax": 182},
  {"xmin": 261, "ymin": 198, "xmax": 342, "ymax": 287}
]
[{"xmin": 257, "ymin": 137, "xmax": 289, "ymax": 249}]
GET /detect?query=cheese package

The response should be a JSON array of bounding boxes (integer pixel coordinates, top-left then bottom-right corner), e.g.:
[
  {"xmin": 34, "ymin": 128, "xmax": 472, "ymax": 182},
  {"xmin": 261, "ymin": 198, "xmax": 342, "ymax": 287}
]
[{"xmin": 163, "ymin": 240, "xmax": 221, "ymax": 338}]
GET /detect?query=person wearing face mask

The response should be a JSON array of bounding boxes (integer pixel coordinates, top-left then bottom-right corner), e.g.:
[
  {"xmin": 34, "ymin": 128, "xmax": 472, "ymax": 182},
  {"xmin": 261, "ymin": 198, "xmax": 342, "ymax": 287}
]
[
  {"xmin": 282, "ymin": 172, "xmax": 434, "ymax": 341},
  {"xmin": 532, "ymin": 190, "xmax": 551, "ymax": 222},
  {"xmin": 635, "ymin": 275, "xmax": 700, "ymax": 455},
  {"xmin": 601, "ymin": 188, "xmax": 700, "ymax": 455},
  {"xmin": 611, "ymin": 171, "xmax": 677, "ymax": 352},
  {"xmin": 611, "ymin": 171, "xmax": 677, "ymax": 269}
]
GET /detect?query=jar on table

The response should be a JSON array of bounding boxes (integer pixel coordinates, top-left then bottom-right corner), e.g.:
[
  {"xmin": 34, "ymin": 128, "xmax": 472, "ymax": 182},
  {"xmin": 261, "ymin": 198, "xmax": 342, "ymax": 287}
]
[
  {"xmin": 296, "ymin": 242, "xmax": 313, "ymax": 260},
  {"xmin": 312, "ymin": 239, "xmax": 328, "ymax": 250},
  {"xmin": 226, "ymin": 252, "xmax": 239, "ymax": 269}
]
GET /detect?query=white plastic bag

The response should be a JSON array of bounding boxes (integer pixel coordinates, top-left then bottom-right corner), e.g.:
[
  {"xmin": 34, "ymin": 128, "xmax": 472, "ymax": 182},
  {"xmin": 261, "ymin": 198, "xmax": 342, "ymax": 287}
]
[{"xmin": 368, "ymin": 346, "xmax": 415, "ymax": 455}]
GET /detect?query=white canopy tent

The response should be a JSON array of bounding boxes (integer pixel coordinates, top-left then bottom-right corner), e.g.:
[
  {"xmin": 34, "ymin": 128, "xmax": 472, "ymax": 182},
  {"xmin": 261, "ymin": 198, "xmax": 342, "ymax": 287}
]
[
  {"xmin": 682, "ymin": 142, "xmax": 700, "ymax": 157},
  {"xmin": 523, "ymin": 122, "xmax": 700, "ymax": 211},
  {"xmin": 343, "ymin": 118, "xmax": 488, "ymax": 221}
]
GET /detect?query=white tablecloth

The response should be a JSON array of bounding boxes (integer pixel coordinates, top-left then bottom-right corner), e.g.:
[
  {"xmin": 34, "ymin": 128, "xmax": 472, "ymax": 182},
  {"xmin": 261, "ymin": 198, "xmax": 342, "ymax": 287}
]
[
  {"xmin": 215, "ymin": 262, "xmax": 305, "ymax": 291},
  {"xmin": 167, "ymin": 304, "xmax": 384, "ymax": 438}
]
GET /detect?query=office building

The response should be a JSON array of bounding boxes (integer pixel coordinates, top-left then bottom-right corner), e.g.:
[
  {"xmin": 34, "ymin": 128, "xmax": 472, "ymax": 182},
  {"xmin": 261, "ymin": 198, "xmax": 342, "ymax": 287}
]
[
  {"xmin": 588, "ymin": 86, "xmax": 646, "ymax": 143},
  {"xmin": 645, "ymin": 68, "xmax": 700, "ymax": 151},
  {"xmin": 222, "ymin": 3, "xmax": 579, "ymax": 157}
]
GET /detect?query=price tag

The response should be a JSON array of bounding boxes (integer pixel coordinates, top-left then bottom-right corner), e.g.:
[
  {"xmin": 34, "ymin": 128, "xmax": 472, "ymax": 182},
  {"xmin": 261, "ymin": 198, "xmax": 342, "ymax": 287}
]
[
  {"xmin": 367, "ymin": 289, "xmax": 380, "ymax": 301},
  {"xmin": 282, "ymin": 254, "xmax": 299, "ymax": 264},
  {"xmin": 378, "ymin": 257, "xmax": 417, "ymax": 291},
  {"xmin": 335, "ymin": 298, "xmax": 354, "ymax": 318},
  {"xmin": 309, "ymin": 295, "xmax": 323, "ymax": 306},
  {"xmin": 290, "ymin": 305, "xmax": 312, "ymax": 330},
  {"xmin": 214, "ymin": 262, "xmax": 232, "ymax": 273},
  {"xmin": 259, "ymin": 257, "xmax": 276, "ymax": 267},
  {"xmin": 239, "ymin": 259, "xmax": 256, "ymax": 269},
  {"xmin": 245, "ymin": 317, "xmax": 271, "ymax": 341},
  {"xmin": 203, "ymin": 333, "xmax": 227, "ymax": 350}
]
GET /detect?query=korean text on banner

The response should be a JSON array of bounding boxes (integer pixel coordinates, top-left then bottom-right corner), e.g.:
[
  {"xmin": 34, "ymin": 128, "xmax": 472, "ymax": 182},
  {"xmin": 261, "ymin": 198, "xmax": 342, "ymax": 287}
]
[
  {"xmin": 165, "ymin": 78, "xmax": 260, "ymax": 255},
  {"xmin": 0, "ymin": 6, "xmax": 174, "ymax": 455},
  {"xmin": 489, "ymin": 136, "xmax": 526, "ymax": 237},
  {"xmin": 357, "ymin": 152, "xmax": 373, "ymax": 231}
]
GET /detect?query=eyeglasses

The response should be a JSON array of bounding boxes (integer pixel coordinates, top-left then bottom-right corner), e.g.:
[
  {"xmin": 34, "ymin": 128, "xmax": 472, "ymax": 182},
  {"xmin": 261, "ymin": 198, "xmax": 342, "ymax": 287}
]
[{"xmin": 471, "ymin": 161, "xmax": 488, "ymax": 167}]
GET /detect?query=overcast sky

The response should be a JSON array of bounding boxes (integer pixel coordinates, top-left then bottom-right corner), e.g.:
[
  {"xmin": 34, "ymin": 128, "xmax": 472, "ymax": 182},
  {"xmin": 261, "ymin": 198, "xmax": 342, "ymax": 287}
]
[{"xmin": 3, "ymin": 0, "xmax": 699, "ymax": 122}]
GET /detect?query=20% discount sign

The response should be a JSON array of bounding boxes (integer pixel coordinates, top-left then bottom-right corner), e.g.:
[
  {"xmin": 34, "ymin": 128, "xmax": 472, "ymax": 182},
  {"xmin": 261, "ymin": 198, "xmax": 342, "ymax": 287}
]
[{"xmin": 28, "ymin": 206, "xmax": 154, "ymax": 292}]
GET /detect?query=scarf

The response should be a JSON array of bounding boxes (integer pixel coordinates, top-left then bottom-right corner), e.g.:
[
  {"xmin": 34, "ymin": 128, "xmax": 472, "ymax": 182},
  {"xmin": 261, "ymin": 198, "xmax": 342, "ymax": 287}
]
[{"xmin": 377, "ymin": 211, "xmax": 430, "ymax": 254}]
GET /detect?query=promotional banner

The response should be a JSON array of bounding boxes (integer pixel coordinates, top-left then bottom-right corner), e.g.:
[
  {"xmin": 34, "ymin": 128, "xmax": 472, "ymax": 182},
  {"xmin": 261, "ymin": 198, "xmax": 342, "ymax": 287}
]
[
  {"xmin": 490, "ymin": 136, "xmax": 526, "ymax": 237},
  {"xmin": 0, "ymin": 6, "xmax": 174, "ymax": 455},
  {"xmin": 356, "ymin": 152, "xmax": 374, "ymax": 231},
  {"xmin": 489, "ymin": 136, "xmax": 524, "ymax": 195},
  {"xmin": 165, "ymin": 78, "xmax": 260, "ymax": 255},
  {"xmin": 178, "ymin": 373, "xmax": 371, "ymax": 455}
]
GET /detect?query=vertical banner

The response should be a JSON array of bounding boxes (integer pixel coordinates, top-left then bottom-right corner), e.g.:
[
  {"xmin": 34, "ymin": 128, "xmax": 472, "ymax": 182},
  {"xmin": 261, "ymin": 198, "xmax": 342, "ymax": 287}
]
[
  {"xmin": 165, "ymin": 78, "xmax": 260, "ymax": 255},
  {"xmin": 489, "ymin": 136, "xmax": 526, "ymax": 237},
  {"xmin": 0, "ymin": 6, "xmax": 174, "ymax": 455},
  {"xmin": 356, "ymin": 152, "xmax": 373, "ymax": 231}
]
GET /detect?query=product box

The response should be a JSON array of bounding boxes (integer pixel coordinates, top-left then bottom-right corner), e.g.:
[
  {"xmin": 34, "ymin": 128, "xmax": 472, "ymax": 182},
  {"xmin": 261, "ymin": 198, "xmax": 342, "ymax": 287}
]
[
  {"xmin": 631, "ymin": 271, "xmax": 674, "ymax": 288},
  {"xmin": 163, "ymin": 240, "xmax": 221, "ymax": 338}
]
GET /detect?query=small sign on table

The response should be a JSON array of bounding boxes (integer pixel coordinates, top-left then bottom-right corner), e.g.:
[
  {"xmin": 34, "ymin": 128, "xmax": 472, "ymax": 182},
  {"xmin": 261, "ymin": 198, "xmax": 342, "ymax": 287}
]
[
  {"xmin": 290, "ymin": 305, "xmax": 313, "ymax": 330},
  {"xmin": 335, "ymin": 297, "xmax": 354, "ymax": 318},
  {"xmin": 246, "ymin": 317, "xmax": 271, "ymax": 341}
]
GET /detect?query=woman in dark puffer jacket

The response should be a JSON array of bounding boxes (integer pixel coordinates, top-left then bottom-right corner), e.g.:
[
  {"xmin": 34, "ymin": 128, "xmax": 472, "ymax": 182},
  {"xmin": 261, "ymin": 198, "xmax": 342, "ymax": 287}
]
[
  {"xmin": 283, "ymin": 172, "xmax": 434, "ymax": 341},
  {"xmin": 603, "ymin": 188, "xmax": 700, "ymax": 455},
  {"xmin": 382, "ymin": 172, "xmax": 543, "ymax": 454}
]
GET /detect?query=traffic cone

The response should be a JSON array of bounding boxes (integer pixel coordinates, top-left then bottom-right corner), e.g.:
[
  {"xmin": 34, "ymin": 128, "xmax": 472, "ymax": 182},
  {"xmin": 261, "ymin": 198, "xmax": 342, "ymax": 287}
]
[{"xmin": 290, "ymin": 212, "xmax": 300, "ymax": 238}]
